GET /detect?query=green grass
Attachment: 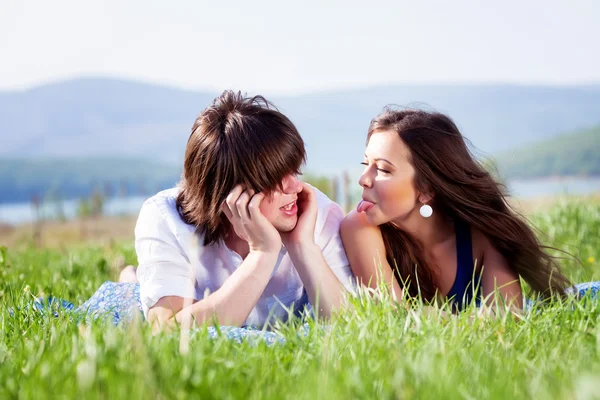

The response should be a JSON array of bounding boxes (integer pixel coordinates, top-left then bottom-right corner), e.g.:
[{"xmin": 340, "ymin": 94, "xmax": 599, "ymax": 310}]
[{"xmin": 1, "ymin": 199, "xmax": 600, "ymax": 399}]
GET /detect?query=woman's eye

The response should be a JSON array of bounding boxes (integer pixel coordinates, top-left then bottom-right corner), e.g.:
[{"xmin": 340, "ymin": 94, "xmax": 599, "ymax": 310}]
[{"xmin": 361, "ymin": 162, "xmax": 390, "ymax": 174}]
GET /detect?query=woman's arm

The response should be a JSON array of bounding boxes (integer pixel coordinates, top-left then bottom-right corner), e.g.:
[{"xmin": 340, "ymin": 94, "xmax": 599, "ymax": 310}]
[
  {"xmin": 340, "ymin": 210, "xmax": 403, "ymax": 300},
  {"xmin": 474, "ymin": 229, "xmax": 523, "ymax": 310}
]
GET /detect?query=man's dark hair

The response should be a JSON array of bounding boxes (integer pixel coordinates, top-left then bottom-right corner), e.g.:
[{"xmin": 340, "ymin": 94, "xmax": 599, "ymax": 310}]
[{"xmin": 176, "ymin": 90, "xmax": 306, "ymax": 245}]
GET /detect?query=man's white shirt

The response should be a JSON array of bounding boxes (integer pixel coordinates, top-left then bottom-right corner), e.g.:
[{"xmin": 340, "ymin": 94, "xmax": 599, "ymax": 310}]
[{"xmin": 135, "ymin": 186, "xmax": 355, "ymax": 327}]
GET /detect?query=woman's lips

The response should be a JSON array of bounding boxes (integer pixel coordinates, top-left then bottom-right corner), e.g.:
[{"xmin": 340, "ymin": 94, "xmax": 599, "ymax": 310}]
[{"xmin": 357, "ymin": 200, "xmax": 375, "ymax": 213}]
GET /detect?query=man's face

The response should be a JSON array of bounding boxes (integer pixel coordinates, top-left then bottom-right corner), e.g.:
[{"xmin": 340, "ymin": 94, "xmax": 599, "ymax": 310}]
[{"xmin": 259, "ymin": 174, "xmax": 303, "ymax": 232}]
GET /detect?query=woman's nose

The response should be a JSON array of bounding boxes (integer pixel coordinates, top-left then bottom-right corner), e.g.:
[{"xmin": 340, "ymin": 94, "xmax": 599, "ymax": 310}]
[{"xmin": 358, "ymin": 170, "xmax": 372, "ymax": 188}]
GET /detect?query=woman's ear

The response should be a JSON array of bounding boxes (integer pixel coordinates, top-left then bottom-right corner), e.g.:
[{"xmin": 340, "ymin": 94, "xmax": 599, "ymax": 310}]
[{"xmin": 418, "ymin": 192, "xmax": 434, "ymax": 204}]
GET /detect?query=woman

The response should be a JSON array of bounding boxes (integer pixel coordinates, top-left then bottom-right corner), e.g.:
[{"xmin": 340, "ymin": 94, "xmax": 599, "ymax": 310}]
[{"xmin": 341, "ymin": 108, "xmax": 572, "ymax": 312}]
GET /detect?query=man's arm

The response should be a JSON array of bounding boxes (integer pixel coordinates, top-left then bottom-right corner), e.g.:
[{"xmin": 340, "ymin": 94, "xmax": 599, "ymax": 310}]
[
  {"xmin": 148, "ymin": 296, "xmax": 193, "ymax": 334},
  {"xmin": 174, "ymin": 250, "xmax": 279, "ymax": 327},
  {"xmin": 172, "ymin": 186, "xmax": 283, "ymax": 329},
  {"xmin": 139, "ymin": 186, "xmax": 283, "ymax": 331},
  {"xmin": 148, "ymin": 249, "xmax": 279, "ymax": 331},
  {"xmin": 283, "ymin": 184, "xmax": 357, "ymax": 318},
  {"xmin": 286, "ymin": 243, "xmax": 349, "ymax": 318}
]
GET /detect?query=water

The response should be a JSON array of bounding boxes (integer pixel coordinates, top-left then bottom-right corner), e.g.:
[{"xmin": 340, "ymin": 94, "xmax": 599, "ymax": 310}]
[
  {"xmin": 0, "ymin": 196, "xmax": 148, "ymax": 225},
  {"xmin": 1, "ymin": 178, "xmax": 599, "ymax": 225},
  {"xmin": 506, "ymin": 177, "xmax": 600, "ymax": 198}
]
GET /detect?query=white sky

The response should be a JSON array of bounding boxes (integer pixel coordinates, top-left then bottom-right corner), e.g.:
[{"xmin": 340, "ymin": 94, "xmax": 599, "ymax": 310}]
[{"xmin": 1, "ymin": 0, "xmax": 599, "ymax": 94}]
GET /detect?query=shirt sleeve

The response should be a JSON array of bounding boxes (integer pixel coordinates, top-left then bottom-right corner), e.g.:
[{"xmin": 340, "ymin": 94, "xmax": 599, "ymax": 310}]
[
  {"xmin": 314, "ymin": 196, "xmax": 357, "ymax": 294},
  {"xmin": 135, "ymin": 198, "xmax": 198, "ymax": 318}
]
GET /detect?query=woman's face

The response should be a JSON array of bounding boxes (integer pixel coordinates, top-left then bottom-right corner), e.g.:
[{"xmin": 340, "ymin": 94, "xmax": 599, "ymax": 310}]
[{"xmin": 358, "ymin": 130, "xmax": 421, "ymax": 225}]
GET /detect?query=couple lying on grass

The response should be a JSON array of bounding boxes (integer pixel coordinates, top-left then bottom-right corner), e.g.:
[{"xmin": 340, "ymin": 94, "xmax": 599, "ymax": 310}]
[{"xmin": 80, "ymin": 90, "xmax": 589, "ymax": 332}]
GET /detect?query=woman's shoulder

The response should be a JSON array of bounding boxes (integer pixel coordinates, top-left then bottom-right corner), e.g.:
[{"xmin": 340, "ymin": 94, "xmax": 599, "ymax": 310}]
[
  {"xmin": 468, "ymin": 224, "xmax": 506, "ymax": 271},
  {"xmin": 341, "ymin": 210, "xmax": 384, "ymax": 242},
  {"xmin": 469, "ymin": 225, "xmax": 497, "ymax": 253},
  {"xmin": 342, "ymin": 209, "xmax": 373, "ymax": 230},
  {"xmin": 340, "ymin": 211, "xmax": 391, "ymax": 279}
]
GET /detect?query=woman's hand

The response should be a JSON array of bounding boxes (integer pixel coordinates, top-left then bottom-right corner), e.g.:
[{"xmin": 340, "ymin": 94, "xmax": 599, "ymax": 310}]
[
  {"xmin": 282, "ymin": 182, "xmax": 318, "ymax": 248},
  {"xmin": 222, "ymin": 185, "xmax": 282, "ymax": 254}
]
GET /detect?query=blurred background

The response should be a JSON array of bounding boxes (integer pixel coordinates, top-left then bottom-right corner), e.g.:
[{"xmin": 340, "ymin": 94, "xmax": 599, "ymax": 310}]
[{"xmin": 1, "ymin": 0, "xmax": 599, "ymax": 246}]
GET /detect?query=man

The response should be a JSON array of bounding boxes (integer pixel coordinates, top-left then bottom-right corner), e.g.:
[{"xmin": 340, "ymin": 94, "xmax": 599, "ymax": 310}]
[{"xmin": 135, "ymin": 91, "xmax": 354, "ymax": 331}]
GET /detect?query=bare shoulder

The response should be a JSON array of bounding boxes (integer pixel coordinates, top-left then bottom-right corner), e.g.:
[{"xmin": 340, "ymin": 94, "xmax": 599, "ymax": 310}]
[
  {"xmin": 470, "ymin": 226, "xmax": 512, "ymax": 275},
  {"xmin": 340, "ymin": 211, "xmax": 395, "ymax": 290},
  {"xmin": 341, "ymin": 210, "xmax": 379, "ymax": 235},
  {"xmin": 470, "ymin": 226, "xmax": 522, "ymax": 305},
  {"xmin": 470, "ymin": 226, "xmax": 490, "ymax": 259},
  {"xmin": 340, "ymin": 210, "xmax": 386, "ymax": 251},
  {"xmin": 340, "ymin": 210, "xmax": 386, "ymax": 262},
  {"xmin": 470, "ymin": 226, "xmax": 499, "ymax": 256}
]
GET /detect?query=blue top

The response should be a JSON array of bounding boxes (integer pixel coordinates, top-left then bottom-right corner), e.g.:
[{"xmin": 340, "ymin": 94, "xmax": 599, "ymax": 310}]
[{"xmin": 446, "ymin": 219, "xmax": 481, "ymax": 311}]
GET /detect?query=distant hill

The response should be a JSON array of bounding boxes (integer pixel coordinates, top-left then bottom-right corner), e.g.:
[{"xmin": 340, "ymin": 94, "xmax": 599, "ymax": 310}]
[
  {"xmin": 2, "ymin": 77, "xmax": 600, "ymax": 174},
  {"xmin": 493, "ymin": 126, "xmax": 600, "ymax": 179},
  {"xmin": 0, "ymin": 78, "xmax": 212, "ymax": 165},
  {"xmin": 2, "ymin": 78, "xmax": 600, "ymax": 204},
  {"xmin": 0, "ymin": 158, "xmax": 181, "ymax": 203},
  {"xmin": 1, "ymin": 127, "xmax": 599, "ymax": 204}
]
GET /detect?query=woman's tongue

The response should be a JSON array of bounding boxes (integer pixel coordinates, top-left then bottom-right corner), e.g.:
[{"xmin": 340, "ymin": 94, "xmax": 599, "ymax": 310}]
[{"xmin": 357, "ymin": 200, "xmax": 375, "ymax": 213}]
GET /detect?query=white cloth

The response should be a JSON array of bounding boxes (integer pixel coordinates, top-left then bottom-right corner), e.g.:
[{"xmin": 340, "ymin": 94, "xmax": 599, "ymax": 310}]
[{"xmin": 135, "ymin": 186, "xmax": 355, "ymax": 326}]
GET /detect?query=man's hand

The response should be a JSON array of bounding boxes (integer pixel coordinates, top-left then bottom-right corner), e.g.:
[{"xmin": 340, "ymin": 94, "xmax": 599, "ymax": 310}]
[
  {"xmin": 222, "ymin": 185, "xmax": 282, "ymax": 254},
  {"xmin": 281, "ymin": 182, "xmax": 350, "ymax": 317},
  {"xmin": 282, "ymin": 182, "xmax": 318, "ymax": 248},
  {"xmin": 147, "ymin": 296, "xmax": 194, "ymax": 335}
]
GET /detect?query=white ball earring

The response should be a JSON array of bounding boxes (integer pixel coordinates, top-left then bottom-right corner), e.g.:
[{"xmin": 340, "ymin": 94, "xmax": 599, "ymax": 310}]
[{"xmin": 419, "ymin": 204, "xmax": 433, "ymax": 218}]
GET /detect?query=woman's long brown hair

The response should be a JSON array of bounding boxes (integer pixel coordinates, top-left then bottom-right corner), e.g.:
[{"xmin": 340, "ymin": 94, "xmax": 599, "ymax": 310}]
[{"xmin": 369, "ymin": 108, "xmax": 571, "ymax": 301}]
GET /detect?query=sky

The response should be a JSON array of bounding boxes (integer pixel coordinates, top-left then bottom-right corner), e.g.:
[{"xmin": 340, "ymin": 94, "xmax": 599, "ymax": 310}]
[{"xmin": 1, "ymin": 0, "xmax": 599, "ymax": 94}]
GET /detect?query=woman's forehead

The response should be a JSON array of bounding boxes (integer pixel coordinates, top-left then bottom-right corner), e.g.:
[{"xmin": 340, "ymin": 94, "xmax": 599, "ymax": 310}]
[{"xmin": 366, "ymin": 130, "xmax": 410, "ymax": 160}]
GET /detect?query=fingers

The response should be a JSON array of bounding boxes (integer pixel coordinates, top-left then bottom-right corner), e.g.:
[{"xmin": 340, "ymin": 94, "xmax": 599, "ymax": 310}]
[
  {"xmin": 236, "ymin": 191, "xmax": 252, "ymax": 220},
  {"xmin": 223, "ymin": 185, "xmax": 257, "ymax": 221},
  {"xmin": 298, "ymin": 182, "xmax": 317, "ymax": 212},
  {"xmin": 224, "ymin": 185, "xmax": 244, "ymax": 219},
  {"xmin": 299, "ymin": 182, "xmax": 316, "ymax": 200},
  {"xmin": 247, "ymin": 192, "xmax": 265, "ymax": 220},
  {"xmin": 221, "ymin": 202, "xmax": 233, "ymax": 221}
]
